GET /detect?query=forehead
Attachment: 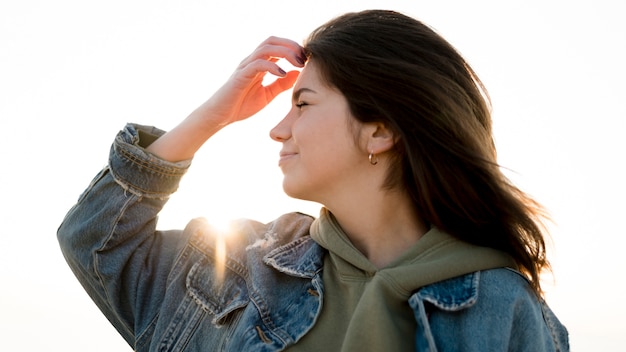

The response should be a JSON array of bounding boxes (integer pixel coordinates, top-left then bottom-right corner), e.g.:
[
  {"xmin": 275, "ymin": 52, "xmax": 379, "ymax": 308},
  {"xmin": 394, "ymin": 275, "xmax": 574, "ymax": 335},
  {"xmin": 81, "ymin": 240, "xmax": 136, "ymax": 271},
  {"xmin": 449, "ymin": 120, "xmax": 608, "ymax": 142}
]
[
  {"xmin": 293, "ymin": 60, "xmax": 338, "ymax": 97},
  {"xmin": 294, "ymin": 61, "xmax": 322, "ymax": 89}
]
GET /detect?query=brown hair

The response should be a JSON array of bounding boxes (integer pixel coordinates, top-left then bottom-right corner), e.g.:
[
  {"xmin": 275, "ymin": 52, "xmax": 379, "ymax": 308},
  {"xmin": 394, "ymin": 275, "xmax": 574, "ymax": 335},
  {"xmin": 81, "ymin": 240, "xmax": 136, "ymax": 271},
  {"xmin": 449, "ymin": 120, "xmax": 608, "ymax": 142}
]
[{"xmin": 304, "ymin": 10, "xmax": 550, "ymax": 295}]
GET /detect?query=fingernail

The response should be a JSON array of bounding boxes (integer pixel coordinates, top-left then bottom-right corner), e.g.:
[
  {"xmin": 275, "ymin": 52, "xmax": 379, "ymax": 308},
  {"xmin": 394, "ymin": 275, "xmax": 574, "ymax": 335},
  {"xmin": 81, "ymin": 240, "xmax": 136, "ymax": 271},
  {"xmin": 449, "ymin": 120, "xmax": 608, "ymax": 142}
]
[
  {"xmin": 278, "ymin": 67, "xmax": 287, "ymax": 76},
  {"xmin": 296, "ymin": 56, "xmax": 305, "ymax": 65}
]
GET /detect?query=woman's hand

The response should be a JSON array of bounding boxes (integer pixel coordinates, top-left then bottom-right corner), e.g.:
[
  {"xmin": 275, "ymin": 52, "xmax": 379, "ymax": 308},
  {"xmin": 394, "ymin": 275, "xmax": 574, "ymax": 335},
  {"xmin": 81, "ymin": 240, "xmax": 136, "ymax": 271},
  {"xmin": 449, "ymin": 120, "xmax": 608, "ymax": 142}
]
[
  {"xmin": 146, "ymin": 37, "xmax": 305, "ymax": 162},
  {"xmin": 207, "ymin": 36, "xmax": 305, "ymax": 124}
]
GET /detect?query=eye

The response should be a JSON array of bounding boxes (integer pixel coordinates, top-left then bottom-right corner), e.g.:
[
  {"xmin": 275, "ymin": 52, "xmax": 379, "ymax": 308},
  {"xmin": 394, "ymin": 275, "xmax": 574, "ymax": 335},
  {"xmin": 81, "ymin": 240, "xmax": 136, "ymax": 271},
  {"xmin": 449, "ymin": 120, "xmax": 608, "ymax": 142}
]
[{"xmin": 295, "ymin": 101, "xmax": 309, "ymax": 109}]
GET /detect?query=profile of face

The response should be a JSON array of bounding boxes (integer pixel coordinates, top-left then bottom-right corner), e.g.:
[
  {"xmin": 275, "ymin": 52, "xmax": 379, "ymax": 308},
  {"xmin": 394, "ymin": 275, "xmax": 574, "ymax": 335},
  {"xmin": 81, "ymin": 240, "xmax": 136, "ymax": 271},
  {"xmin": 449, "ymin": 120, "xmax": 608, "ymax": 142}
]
[{"xmin": 270, "ymin": 61, "xmax": 373, "ymax": 205}]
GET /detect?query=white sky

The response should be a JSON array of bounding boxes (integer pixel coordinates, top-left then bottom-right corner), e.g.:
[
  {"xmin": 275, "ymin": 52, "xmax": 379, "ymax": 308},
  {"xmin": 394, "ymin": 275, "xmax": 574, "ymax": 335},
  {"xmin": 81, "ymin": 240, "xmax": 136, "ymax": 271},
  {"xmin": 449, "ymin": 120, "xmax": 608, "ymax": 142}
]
[{"xmin": 1, "ymin": 0, "xmax": 624, "ymax": 350}]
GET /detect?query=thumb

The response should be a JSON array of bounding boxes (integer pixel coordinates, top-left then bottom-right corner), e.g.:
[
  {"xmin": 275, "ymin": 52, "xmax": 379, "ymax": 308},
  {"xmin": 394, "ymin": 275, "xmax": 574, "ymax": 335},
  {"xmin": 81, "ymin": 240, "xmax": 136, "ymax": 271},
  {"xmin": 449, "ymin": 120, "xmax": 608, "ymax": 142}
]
[{"xmin": 265, "ymin": 70, "xmax": 300, "ymax": 99}]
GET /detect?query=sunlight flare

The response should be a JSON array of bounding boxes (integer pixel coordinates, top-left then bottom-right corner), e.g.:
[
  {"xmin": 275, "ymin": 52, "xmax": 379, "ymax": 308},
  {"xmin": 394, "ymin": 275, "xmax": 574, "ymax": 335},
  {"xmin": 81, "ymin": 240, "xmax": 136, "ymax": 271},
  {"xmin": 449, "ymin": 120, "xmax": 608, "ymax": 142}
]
[{"xmin": 213, "ymin": 220, "xmax": 232, "ymax": 285}]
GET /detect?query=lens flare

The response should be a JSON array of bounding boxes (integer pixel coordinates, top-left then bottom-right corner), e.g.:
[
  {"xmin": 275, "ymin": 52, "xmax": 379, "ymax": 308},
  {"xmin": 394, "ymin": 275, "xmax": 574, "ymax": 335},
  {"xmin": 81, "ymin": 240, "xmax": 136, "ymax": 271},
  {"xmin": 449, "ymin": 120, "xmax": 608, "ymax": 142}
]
[{"xmin": 213, "ymin": 220, "xmax": 232, "ymax": 285}]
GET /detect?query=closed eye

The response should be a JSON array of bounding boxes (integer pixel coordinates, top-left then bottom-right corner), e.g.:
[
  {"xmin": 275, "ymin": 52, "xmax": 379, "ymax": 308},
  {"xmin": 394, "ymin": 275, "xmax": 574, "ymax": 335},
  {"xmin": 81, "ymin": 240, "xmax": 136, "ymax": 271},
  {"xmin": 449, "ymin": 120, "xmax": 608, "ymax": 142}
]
[{"xmin": 295, "ymin": 101, "xmax": 309, "ymax": 109}]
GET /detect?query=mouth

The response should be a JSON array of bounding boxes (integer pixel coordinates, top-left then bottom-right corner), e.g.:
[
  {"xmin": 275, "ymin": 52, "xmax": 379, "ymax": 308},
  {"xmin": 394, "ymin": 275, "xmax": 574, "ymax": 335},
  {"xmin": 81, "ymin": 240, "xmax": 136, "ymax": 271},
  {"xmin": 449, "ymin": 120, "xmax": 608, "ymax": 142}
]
[{"xmin": 278, "ymin": 151, "xmax": 298, "ymax": 165}]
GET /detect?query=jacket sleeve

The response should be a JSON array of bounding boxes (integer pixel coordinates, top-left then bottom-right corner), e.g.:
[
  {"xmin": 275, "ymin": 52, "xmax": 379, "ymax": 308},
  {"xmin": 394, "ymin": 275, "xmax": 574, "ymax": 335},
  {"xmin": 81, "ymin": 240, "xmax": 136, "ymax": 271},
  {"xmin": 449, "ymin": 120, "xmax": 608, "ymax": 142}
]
[{"xmin": 57, "ymin": 123, "xmax": 192, "ymax": 348}]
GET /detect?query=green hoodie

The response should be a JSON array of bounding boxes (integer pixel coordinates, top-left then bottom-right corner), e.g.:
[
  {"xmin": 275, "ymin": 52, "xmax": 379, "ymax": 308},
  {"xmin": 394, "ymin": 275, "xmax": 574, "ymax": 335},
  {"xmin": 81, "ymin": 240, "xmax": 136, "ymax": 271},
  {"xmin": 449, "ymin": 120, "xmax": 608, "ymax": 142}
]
[{"xmin": 291, "ymin": 208, "xmax": 516, "ymax": 351}]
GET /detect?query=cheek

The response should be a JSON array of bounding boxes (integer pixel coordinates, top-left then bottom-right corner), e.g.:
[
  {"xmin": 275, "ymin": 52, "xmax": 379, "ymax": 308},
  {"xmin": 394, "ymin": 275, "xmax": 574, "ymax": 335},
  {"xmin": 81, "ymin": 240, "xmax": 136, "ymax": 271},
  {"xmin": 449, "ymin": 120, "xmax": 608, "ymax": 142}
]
[{"xmin": 290, "ymin": 117, "xmax": 319, "ymax": 149}]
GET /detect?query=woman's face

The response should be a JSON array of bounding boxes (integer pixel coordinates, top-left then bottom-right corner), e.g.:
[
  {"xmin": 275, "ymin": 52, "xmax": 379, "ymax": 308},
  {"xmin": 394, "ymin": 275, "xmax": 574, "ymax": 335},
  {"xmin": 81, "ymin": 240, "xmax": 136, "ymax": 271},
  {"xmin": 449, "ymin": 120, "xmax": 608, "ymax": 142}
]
[{"xmin": 270, "ymin": 61, "xmax": 368, "ymax": 204}]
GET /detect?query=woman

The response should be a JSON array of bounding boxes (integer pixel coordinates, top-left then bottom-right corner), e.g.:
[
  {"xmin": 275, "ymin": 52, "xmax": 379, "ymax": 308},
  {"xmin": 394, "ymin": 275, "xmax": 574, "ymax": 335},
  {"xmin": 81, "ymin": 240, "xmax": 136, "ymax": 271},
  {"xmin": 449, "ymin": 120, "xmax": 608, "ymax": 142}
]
[{"xmin": 58, "ymin": 9, "xmax": 569, "ymax": 351}]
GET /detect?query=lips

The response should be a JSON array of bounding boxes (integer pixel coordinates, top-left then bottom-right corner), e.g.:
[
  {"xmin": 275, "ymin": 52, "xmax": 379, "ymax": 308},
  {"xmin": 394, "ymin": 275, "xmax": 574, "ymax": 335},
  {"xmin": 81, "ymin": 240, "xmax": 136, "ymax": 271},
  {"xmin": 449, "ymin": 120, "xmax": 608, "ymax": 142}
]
[{"xmin": 278, "ymin": 151, "xmax": 298, "ymax": 165}]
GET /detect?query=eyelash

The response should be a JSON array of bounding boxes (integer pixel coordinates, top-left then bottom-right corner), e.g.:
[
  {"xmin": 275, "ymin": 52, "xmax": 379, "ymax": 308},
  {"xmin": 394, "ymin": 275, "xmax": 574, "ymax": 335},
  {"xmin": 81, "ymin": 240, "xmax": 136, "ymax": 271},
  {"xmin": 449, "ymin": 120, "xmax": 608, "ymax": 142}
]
[{"xmin": 295, "ymin": 102, "xmax": 308, "ymax": 109}]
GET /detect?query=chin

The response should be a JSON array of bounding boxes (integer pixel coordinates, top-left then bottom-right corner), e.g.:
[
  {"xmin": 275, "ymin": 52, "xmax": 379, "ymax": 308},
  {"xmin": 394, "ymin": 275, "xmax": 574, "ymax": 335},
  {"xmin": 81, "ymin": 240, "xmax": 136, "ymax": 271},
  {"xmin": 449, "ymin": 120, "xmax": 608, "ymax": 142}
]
[{"xmin": 281, "ymin": 179, "xmax": 313, "ymax": 202}]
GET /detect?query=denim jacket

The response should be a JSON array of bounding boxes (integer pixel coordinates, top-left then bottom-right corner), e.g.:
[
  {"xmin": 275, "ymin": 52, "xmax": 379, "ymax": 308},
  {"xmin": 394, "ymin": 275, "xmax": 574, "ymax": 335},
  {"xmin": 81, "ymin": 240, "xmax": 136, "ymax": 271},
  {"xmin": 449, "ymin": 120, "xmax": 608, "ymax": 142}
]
[{"xmin": 58, "ymin": 124, "xmax": 569, "ymax": 351}]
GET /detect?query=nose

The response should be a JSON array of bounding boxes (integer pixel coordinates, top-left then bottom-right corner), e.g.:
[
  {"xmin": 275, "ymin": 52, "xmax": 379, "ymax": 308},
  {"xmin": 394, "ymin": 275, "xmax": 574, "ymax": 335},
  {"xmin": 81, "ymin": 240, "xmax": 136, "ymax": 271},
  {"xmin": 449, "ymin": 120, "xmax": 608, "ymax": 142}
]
[{"xmin": 270, "ymin": 110, "xmax": 294, "ymax": 142}]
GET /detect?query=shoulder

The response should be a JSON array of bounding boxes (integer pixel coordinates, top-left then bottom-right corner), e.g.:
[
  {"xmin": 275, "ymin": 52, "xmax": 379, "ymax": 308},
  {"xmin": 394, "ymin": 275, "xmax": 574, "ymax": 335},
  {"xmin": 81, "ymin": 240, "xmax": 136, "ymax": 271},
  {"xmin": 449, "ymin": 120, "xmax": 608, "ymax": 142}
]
[
  {"xmin": 178, "ymin": 212, "xmax": 321, "ymax": 318},
  {"xmin": 410, "ymin": 269, "xmax": 569, "ymax": 351},
  {"xmin": 415, "ymin": 268, "xmax": 534, "ymax": 306},
  {"xmin": 183, "ymin": 212, "xmax": 316, "ymax": 258},
  {"xmin": 413, "ymin": 268, "xmax": 543, "ymax": 320}
]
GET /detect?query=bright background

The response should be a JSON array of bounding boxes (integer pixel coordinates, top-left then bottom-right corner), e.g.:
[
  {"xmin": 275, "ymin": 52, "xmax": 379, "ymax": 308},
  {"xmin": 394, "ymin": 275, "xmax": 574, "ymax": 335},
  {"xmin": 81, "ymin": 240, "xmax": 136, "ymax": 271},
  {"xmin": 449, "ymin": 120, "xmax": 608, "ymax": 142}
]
[{"xmin": 1, "ymin": 1, "xmax": 624, "ymax": 350}]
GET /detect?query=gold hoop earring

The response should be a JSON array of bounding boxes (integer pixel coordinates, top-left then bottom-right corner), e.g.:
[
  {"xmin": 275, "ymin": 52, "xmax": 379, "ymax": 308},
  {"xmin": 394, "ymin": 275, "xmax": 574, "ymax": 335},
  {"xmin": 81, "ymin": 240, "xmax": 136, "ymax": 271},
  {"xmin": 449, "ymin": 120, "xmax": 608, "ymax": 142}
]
[{"xmin": 369, "ymin": 153, "xmax": 378, "ymax": 165}]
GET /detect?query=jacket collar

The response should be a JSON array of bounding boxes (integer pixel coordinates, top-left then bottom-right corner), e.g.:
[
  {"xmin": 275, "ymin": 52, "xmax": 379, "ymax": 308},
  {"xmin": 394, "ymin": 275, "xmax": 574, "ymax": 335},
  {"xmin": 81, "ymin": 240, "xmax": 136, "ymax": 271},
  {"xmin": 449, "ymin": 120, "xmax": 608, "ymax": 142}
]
[{"xmin": 263, "ymin": 236, "xmax": 325, "ymax": 279}]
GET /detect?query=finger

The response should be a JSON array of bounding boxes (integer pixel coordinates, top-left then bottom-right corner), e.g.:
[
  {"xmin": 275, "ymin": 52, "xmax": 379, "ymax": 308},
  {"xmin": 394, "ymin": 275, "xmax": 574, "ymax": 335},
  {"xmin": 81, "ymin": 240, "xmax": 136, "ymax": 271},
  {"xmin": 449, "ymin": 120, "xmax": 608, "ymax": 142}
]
[
  {"xmin": 265, "ymin": 70, "xmax": 300, "ymax": 97},
  {"xmin": 236, "ymin": 58, "xmax": 293, "ymax": 83},
  {"xmin": 240, "ymin": 38, "xmax": 305, "ymax": 68},
  {"xmin": 260, "ymin": 36, "xmax": 304, "ymax": 56},
  {"xmin": 242, "ymin": 45, "xmax": 305, "ymax": 69}
]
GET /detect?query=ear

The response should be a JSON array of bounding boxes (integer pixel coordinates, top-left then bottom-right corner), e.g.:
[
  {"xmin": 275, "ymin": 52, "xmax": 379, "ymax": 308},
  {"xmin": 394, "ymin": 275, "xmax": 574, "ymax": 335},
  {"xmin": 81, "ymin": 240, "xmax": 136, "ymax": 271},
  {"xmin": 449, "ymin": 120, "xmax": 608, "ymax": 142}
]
[{"xmin": 364, "ymin": 122, "xmax": 396, "ymax": 154}]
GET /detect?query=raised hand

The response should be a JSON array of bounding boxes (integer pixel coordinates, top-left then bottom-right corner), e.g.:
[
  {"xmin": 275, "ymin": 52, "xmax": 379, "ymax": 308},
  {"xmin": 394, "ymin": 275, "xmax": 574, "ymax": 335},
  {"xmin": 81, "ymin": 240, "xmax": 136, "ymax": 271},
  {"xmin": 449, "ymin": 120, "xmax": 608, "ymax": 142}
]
[
  {"xmin": 146, "ymin": 37, "xmax": 305, "ymax": 162},
  {"xmin": 208, "ymin": 36, "xmax": 305, "ymax": 124}
]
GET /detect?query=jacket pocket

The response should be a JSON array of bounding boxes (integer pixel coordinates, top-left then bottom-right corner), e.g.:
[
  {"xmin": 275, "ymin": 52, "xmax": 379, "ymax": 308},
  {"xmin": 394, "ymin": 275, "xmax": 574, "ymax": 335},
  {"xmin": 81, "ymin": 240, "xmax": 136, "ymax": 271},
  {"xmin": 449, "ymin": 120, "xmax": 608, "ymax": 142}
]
[{"xmin": 186, "ymin": 259, "xmax": 249, "ymax": 325}]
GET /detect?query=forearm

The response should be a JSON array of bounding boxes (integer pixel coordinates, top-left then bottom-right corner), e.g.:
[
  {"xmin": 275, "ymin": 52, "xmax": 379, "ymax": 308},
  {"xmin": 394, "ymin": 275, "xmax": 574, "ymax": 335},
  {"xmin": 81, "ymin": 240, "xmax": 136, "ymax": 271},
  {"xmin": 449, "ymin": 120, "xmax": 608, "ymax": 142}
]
[{"xmin": 146, "ymin": 99, "xmax": 229, "ymax": 162}]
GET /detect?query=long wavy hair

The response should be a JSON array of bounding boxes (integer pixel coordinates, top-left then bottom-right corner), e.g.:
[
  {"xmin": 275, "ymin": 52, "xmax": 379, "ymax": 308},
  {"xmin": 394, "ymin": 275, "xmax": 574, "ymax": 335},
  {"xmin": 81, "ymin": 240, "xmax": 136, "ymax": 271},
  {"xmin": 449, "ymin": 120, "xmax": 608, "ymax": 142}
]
[{"xmin": 304, "ymin": 9, "xmax": 550, "ymax": 295}]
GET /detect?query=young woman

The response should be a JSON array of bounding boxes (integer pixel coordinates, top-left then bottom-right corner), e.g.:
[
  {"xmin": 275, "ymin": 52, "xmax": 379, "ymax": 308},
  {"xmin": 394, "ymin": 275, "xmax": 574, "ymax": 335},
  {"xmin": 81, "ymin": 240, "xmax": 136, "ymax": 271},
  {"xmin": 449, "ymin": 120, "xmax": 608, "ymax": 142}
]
[{"xmin": 58, "ymin": 9, "xmax": 569, "ymax": 351}]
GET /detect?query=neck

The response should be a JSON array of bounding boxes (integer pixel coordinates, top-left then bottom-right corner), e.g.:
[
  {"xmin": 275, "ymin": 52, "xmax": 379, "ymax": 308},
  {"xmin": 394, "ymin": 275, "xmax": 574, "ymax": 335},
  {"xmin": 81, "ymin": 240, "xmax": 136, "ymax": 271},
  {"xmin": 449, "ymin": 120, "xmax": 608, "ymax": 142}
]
[{"xmin": 326, "ymin": 188, "xmax": 428, "ymax": 268}]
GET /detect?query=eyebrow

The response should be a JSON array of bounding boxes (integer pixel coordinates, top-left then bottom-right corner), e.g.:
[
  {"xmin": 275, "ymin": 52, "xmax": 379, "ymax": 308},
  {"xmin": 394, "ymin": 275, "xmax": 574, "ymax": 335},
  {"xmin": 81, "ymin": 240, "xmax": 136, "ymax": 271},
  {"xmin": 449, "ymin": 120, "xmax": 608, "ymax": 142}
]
[{"xmin": 292, "ymin": 88, "xmax": 317, "ymax": 102}]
